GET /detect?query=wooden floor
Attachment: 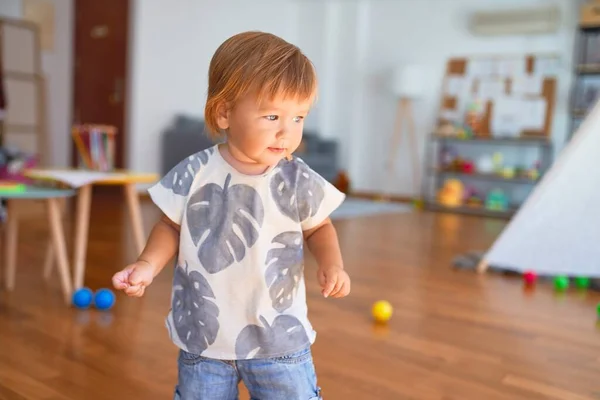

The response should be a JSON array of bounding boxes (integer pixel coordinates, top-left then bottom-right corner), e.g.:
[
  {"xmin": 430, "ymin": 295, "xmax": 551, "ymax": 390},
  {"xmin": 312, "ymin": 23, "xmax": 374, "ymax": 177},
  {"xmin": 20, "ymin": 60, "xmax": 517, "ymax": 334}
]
[{"xmin": 1, "ymin": 193, "xmax": 599, "ymax": 400}]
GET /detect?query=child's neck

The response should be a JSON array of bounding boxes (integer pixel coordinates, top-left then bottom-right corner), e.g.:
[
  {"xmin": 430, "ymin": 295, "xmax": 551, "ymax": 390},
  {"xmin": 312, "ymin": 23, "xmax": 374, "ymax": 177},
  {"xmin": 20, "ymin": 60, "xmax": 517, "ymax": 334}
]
[{"xmin": 219, "ymin": 143, "xmax": 271, "ymax": 176}]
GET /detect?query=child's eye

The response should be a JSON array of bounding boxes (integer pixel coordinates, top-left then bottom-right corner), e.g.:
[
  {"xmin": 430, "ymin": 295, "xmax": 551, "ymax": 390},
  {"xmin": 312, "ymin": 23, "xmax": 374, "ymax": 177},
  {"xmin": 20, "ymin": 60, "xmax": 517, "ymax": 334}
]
[
  {"xmin": 293, "ymin": 116, "xmax": 304, "ymax": 123},
  {"xmin": 265, "ymin": 115, "xmax": 278, "ymax": 121}
]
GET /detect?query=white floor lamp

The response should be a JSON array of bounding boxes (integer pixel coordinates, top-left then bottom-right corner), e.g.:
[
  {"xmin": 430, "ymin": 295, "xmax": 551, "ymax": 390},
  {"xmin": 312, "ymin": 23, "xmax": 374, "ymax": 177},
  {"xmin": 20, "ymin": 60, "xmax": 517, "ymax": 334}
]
[{"xmin": 384, "ymin": 65, "xmax": 424, "ymax": 204}]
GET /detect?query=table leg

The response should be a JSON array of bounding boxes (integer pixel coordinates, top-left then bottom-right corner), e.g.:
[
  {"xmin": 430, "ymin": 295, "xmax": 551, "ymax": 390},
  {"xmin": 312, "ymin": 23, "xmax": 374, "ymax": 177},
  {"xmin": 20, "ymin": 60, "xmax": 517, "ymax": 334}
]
[
  {"xmin": 4, "ymin": 200, "xmax": 18, "ymax": 290},
  {"xmin": 43, "ymin": 198, "xmax": 66, "ymax": 280},
  {"xmin": 47, "ymin": 198, "xmax": 73, "ymax": 304},
  {"xmin": 124, "ymin": 183, "xmax": 145, "ymax": 255},
  {"xmin": 73, "ymin": 185, "xmax": 92, "ymax": 290},
  {"xmin": 43, "ymin": 241, "xmax": 53, "ymax": 279}
]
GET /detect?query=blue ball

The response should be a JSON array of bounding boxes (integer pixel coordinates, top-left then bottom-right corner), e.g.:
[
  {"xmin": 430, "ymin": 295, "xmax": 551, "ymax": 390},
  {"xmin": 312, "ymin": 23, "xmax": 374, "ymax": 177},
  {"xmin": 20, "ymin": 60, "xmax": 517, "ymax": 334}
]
[
  {"xmin": 94, "ymin": 288, "xmax": 115, "ymax": 310},
  {"xmin": 72, "ymin": 287, "xmax": 93, "ymax": 309}
]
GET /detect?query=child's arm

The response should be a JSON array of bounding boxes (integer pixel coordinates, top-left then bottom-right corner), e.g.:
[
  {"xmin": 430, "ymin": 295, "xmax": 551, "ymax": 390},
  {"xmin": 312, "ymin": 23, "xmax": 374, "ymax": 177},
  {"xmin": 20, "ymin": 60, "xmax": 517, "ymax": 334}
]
[
  {"xmin": 112, "ymin": 213, "xmax": 180, "ymax": 297},
  {"xmin": 137, "ymin": 214, "xmax": 180, "ymax": 275},
  {"xmin": 304, "ymin": 218, "xmax": 351, "ymax": 298}
]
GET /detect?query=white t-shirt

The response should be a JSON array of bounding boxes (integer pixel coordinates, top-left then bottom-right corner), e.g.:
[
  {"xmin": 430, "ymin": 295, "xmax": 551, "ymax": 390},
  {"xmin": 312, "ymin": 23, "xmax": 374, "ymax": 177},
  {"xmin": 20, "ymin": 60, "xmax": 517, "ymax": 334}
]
[{"xmin": 147, "ymin": 144, "xmax": 345, "ymax": 360}]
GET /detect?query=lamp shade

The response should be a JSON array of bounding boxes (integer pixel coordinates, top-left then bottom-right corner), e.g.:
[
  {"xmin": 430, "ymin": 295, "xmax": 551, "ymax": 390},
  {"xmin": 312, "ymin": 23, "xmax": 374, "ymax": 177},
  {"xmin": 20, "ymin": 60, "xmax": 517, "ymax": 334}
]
[{"xmin": 392, "ymin": 65, "xmax": 423, "ymax": 98}]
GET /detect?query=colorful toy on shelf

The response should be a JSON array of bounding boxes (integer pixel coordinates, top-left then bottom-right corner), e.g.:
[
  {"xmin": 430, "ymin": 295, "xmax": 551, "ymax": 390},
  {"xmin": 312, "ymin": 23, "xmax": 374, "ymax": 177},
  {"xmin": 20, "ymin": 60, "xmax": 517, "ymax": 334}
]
[
  {"xmin": 464, "ymin": 186, "xmax": 483, "ymax": 208},
  {"xmin": 492, "ymin": 152, "xmax": 503, "ymax": 173},
  {"xmin": 437, "ymin": 179, "xmax": 464, "ymax": 207},
  {"xmin": 464, "ymin": 100, "xmax": 485, "ymax": 135},
  {"xmin": 439, "ymin": 145, "xmax": 457, "ymax": 170},
  {"xmin": 457, "ymin": 125, "xmax": 474, "ymax": 139},
  {"xmin": 527, "ymin": 160, "xmax": 541, "ymax": 180},
  {"xmin": 477, "ymin": 154, "xmax": 494, "ymax": 174},
  {"xmin": 437, "ymin": 122, "xmax": 457, "ymax": 136},
  {"xmin": 502, "ymin": 167, "xmax": 515, "ymax": 179},
  {"xmin": 462, "ymin": 160, "xmax": 475, "ymax": 174},
  {"xmin": 485, "ymin": 189, "xmax": 508, "ymax": 211}
]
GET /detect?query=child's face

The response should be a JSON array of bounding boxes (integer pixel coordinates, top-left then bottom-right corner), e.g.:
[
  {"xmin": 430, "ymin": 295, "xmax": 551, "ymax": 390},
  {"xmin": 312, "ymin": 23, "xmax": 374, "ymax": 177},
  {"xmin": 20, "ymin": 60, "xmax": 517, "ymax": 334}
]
[{"xmin": 218, "ymin": 91, "xmax": 312, "ymax": 166}]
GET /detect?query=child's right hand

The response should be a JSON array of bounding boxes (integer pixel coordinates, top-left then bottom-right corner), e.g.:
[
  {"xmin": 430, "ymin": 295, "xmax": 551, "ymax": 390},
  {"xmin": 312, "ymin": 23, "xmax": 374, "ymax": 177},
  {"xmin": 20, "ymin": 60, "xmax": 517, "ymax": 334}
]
[{"xmin": 111, "ymin": 260, "xmax": 156, "ymax": 297}]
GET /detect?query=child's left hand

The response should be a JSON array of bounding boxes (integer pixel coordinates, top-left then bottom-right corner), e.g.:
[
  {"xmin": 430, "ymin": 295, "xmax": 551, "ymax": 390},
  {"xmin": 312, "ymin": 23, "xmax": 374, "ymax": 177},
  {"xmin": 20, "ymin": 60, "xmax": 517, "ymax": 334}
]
[{"xmin": 317, "ymin": 266, "xmax": 351, "ymax": 298}]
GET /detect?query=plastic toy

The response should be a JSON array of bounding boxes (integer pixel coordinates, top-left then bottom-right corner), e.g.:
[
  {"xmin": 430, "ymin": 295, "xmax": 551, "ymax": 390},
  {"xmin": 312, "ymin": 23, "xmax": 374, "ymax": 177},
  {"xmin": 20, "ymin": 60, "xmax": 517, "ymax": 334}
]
[
  {"xmin": 523, "ymin": 271, "xmax": 537, "ymax": 285},
  {"xmin": 492, "ymin": 152, "xmax": 503, "ymax": 173},
  {"xmin": 554, "ymin": 276, "xmax": 569, "ymax": 291},
  {"xmin": 372, "ymin": 300, "xmax": 393, "ymax": 323},
  {"xmin": 94, "ymin": 288, "xmax": 116, "ymax": 310},
  {"xmin": 463, "ymin": 186, "xmax": 483, "ymax": 208},
  {"xmin": 477, "ymin": 155, "xmax": 494, "ymax": 173},
  {"xmin": 574, "ymin": 277, "xmax": 590, "ymax": 289},
  {"xmin": 485, "ymin": 189, "xmax": 508, "ymax": 211},
  {"xmin": 465, "ymin": 101, "xmax": 484, "ymax": 135},
  {"xmin": 439, "ymin": 145, "xmax": 457, "ymax": 170},
  {"xmin": 502, "ymin": 167, "xmax": 515, "ymax": 179},
  {"xmin": 72, "ymin": 287, "xmax": 94, "ymax": 309},
  {"xmin": 462, "ymin": 160, "xmax": 475, "ymax": 174},
  {"xmin": 437, "ymin": 179, "xmax": 464, "ymax": 207},
  {"xmin": 597, "ymin": 303, "xmax": 600, "ymax": 319}
]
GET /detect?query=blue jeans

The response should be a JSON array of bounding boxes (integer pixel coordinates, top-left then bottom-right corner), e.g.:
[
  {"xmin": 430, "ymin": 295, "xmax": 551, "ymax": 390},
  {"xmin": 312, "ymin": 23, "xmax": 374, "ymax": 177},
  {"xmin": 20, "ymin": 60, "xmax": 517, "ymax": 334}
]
[{"xmin": 174, "ymin": 346, "xmax": 322, "ymax": 399}]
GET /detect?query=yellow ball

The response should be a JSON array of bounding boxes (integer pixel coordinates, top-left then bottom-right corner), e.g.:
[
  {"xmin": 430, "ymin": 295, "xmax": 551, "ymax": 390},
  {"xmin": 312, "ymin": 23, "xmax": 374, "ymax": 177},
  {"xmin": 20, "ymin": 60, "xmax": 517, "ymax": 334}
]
[{"xmin": 372, "ymin": 300, "xmax": 393, "ymax": 322}]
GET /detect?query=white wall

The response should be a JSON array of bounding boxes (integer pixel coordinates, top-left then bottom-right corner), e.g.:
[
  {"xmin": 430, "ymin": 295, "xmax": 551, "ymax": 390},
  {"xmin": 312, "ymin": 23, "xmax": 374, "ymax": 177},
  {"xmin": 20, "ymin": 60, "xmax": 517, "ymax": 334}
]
[
  {"xmin": 0, "ymin": 0, "xmax": 73, "ymax": 167},
  {"xmin": 127, "ymin": 0, "xmax": 579, "ymax": 199},
  {"xmin": 314, "ymin": 0, "xmax": 578, "ymax": 197},
  {"xmin": 127, "ymin": 0, "xmax": 300, "ymax": 176},
  {"xmin": 0, "ymin": 0, "xmax": 22, "ymax": 18}
]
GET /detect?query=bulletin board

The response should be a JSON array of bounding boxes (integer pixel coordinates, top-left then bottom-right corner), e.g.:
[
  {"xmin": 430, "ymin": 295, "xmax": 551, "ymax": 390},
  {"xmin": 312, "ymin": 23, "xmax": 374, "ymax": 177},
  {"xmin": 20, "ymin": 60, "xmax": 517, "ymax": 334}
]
[
  {"xmin": 437, "ymin": 53, "xmax": 559, "ymax": 138},
  {"xmin": 0, "ymin": 17, "xmax": 48, "ymax": 164}
]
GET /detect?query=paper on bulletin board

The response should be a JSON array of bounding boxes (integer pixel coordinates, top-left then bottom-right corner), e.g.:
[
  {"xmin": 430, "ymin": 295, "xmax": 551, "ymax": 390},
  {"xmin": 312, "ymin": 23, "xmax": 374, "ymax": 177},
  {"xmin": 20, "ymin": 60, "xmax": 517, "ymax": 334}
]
[
  {"xmin": 520, "ymin": 98, "xmax": 547, "ymax": 131},
  {"xmin": 498, "ymin": 58, "xmax": 527, "ymax": 77},
  {"xmin": 466, "ymin": 59, "xmax": 493, "ymax": 78},
  {"xmin": 445, "ymin": 75, "xmax": 464, "ymax": 96},
  {"xmin": 512, "ymin": 75, "xmax": 543, "ymax": 96},
  {"xmin": 491, "ymin": 96, "xmax": 522, "ymax": 137},
  {"xmin": 476, "ymin": 78, "xmax": 505, "ymax": 101},
  {"xmin": 535, "ymin": 57, "xmax": 560, "ymax": 76}
]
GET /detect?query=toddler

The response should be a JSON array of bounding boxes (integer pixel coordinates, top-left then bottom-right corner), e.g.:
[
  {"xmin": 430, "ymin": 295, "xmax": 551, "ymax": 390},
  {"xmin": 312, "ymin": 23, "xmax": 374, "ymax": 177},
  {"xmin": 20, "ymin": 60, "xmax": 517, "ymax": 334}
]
[{"xmin": 112, "ymin": 31, "xmax": 350, "ymax": 400}]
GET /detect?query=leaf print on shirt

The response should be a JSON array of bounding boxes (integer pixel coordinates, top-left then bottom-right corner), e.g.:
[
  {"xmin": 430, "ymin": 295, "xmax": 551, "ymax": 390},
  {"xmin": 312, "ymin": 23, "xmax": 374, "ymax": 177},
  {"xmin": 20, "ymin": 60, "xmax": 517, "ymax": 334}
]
[
  {"xmin": 270, "ymin": 160, "xmax": 325, "ymax": 222},
  {"xmin": 187, "ymin": 173, "xmax": 264, "ymax": 273},
  {"xmin": 235, "ymin": 315, "xmax": 309, "ymax": 359},
  {"xmin": 160, "ymin": 147, "xmax": 214, "ymax": 196},
  {"xmin": 265, "ymin": 232, "xmax": 304, "ymax": 312},
  {"xmin": 172, "ymin": 261, "xmax": 219, "ymax": 354}
]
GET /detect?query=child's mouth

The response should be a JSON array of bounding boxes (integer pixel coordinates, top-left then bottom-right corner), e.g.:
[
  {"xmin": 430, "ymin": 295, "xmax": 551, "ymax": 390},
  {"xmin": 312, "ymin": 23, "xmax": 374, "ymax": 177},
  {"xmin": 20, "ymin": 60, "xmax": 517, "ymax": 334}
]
[{"xmin": 268, "ymin": 147, "xmax": 285, "ymax": 153}]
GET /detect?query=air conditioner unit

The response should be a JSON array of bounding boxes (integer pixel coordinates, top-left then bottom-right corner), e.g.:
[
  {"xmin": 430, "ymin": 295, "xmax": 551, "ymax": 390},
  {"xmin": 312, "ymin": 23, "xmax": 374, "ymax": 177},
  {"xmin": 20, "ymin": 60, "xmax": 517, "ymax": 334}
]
[{"xmin": 469, "ymin": 6, "xmax": 561, "ymax": 36}]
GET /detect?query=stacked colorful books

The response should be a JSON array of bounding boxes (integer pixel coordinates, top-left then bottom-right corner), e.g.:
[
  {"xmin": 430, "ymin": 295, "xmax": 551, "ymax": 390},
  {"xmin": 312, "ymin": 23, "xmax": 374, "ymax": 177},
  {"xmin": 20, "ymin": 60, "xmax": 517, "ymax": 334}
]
[{"xmin": 72, "ymin": 124, "xmax": 117, "ymax": 172}]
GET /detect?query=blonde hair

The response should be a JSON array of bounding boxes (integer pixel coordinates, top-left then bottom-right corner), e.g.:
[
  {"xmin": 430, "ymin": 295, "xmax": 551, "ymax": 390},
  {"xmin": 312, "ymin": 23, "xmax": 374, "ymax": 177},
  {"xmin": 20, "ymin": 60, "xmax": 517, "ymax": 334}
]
[{"xmin": 204, "ymin": 31, "xmax": 317, "ymax": 138}]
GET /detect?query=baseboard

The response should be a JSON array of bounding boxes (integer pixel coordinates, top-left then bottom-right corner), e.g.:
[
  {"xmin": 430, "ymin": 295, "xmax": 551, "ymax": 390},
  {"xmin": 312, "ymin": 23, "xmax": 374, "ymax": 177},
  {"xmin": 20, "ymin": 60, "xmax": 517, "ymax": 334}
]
[{"xmin": 349, "ymin": 191, "xmax": 413, "ymax": 204}]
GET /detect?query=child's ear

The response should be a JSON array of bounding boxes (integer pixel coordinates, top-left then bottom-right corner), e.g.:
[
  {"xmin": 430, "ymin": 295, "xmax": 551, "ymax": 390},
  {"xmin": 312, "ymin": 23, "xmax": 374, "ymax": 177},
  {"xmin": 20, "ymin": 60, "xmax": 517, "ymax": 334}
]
[{"xmin": 216, "ymin": 102, "xmax": 230, "ymax": 130}]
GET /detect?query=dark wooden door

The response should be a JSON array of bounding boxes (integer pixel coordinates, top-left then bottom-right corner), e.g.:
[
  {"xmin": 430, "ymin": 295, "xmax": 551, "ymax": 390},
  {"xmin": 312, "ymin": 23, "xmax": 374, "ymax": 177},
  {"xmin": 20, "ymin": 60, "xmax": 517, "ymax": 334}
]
[{"xmin": 72, "ymin": 0, "xmax": 129, "ymax": 169}]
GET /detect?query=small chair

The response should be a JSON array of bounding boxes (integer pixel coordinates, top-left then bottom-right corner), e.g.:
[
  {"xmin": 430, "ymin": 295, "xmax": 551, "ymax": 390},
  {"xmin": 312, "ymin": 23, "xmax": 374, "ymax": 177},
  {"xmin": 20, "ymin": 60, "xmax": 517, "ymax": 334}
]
[{"xmin": 0, "ymin": 184, "xmax": 76, "ymax": 304}]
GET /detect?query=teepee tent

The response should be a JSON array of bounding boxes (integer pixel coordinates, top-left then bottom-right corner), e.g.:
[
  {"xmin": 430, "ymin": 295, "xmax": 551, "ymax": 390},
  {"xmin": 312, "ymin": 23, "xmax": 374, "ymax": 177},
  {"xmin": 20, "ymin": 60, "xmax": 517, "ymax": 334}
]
[{"xmin": 477, "ymin": 99, "xmax": 600, "ymax": 278}]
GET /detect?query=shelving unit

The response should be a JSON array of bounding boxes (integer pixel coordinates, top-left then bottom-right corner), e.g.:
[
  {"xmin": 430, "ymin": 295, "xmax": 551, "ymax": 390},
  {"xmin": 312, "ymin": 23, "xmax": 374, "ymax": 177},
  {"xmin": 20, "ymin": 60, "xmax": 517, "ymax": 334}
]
[
  {"xmin": 423, "ymin": 134, "xmax": 553, "ymax": 219},
  {"xmin": 423, "ymin": 52, "xmax": 558, "ymax": 219},
  {"xmin": 570, "ymin": 2, "xmax": 600, "ymax": 138}
]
